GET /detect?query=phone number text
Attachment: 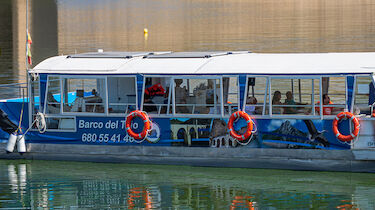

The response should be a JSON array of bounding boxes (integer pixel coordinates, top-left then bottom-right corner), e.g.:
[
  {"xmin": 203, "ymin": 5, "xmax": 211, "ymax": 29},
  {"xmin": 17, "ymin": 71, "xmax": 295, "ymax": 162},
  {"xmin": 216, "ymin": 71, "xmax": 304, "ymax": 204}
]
[{"xmin": 81, "ymin": 133, "xmax": 137, "ymax": 143}]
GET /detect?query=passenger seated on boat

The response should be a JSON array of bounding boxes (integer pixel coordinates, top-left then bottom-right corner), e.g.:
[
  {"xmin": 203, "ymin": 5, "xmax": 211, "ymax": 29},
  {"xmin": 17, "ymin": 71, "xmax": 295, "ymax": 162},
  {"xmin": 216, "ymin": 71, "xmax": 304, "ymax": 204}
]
[
  {"xmin": 314, "ymin": 94, "xmax": 338, "ymax": 115},
  {"xmin": 284, "ymin": 91, "xmax": 297, "ymax": 114},
  {"xmin": 71, "ymin": 89, "xmax": 86, "ymax": 112},
  {"xmin": 245, "ymin": 96, "xmax": 262, "ymax": 115},
  {"xmin": 272, "ymin": 91, "xmax": 282, "ymax": 114},
  {"xmin": 85, "ymin": 89, "xmax": 104, "ymax": 113},
  {"xmin": 91, "ymin": 89, "xmax": 98, "ymax": 97},
  {"xmin": 46, "ymin": 92, "xmax": 60, "ymax": 114}
]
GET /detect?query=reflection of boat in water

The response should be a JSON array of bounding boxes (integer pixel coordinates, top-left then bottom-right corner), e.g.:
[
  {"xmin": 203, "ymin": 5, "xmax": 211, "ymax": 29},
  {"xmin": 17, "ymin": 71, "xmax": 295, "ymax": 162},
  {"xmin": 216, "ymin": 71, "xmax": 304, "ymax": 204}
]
[
  {"xmin": 1, "ymin": 160, "xmax": 374, "ymax": 209},
  {"xmin": 1, "ymin": 51, "xmax": 375, "ymax": 172}
]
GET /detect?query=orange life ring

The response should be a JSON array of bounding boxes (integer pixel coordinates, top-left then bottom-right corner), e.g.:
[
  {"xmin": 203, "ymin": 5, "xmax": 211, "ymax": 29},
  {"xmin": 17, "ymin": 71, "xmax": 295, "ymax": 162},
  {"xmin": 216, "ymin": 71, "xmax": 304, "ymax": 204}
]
[
  {"xmin": 332, "ymin": 111, "xmax": 360, "ymax": 142},
  {"xmin": 228, "ymin": 111, "xmax": 253, "ymax": 141},
  {"xmin": 125, "ymin": 110, "xmax": 151, "ymax": 140}
]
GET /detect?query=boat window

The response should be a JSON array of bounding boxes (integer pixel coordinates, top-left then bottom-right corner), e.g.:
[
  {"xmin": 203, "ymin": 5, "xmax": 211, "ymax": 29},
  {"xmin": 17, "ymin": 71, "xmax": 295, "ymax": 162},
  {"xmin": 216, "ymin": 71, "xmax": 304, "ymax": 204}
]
[
  {"xmin": 45, "ymin": 116, "xmax": 76, "ymax": 131},
  {"xmin": 46, "ymin": 76, "xmax": 61, "ymax": 114},
  {"xmin": 268, "ymin": 78, "xmax": 317, "ymax": 116},
  {"xmin": 30, "ymin": 74, "xmax": 40, "ymax": 113},
  {"xmin": 353, "ymin": 76, "xmax": 373, "ymax": 115},
  {"xmin": 244, "ymin": 77, "xmax": 267, "ymax": 116},
  {"xmin": 62, "ymin": 78, "xmax": 106, "ymax": 114},
  {"xmin": 321, "ymin": 76, "xmax": 347, "ymax": 116},
  {"xmin": 174, "ymin": 78, "xmax": 221, "ymax": 115},
  {"xmin": 30, "ymin": 74, "xmax": 40, "ymax": 129},
  {"xmin": 142, "ymin": 77, "xmax": 172, "ymax": 115},
  {"xmin": 223, "ymin": 77, "xmax": 239, "ymax": 116},
  {"xmin": 107, "ymin": 77, "xmax": 136, "ymax": 115}
]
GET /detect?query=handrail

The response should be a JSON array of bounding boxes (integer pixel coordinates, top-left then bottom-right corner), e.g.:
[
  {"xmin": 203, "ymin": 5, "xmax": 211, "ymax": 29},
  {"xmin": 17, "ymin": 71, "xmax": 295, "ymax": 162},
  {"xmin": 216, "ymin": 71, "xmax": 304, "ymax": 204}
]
[
  {"xmin": 0, "ymin": 82, "xmax": 27, "ymax": 88},
  {"xmin": 0, "ymin": 82, "xmax": 28, "ymax": 100}
]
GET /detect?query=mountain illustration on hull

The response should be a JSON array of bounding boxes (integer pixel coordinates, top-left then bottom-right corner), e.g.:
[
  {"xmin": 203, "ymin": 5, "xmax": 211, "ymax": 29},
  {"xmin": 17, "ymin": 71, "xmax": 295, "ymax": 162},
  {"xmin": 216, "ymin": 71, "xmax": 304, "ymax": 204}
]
[
  {"xmin": 274, "ymin": 121, "xmax": 307, "ymax": 139},
  {"xmin": 263, "ymin": 120, "xmax": 308, "ymax": 143}
]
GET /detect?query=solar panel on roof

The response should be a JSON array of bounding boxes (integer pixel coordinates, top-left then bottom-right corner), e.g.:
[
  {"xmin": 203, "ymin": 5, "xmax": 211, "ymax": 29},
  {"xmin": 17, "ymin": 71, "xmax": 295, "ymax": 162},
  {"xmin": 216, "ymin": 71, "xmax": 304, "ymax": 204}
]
[
  {"xmin": 145, "ymin": 51, "xmax": 251, "ymax": 58},
  {"xmin": 67, "ymin": 52, "xmax": 153, "ymax": 59},
  {"xmin": 145, "ymin": 51, "xmax": 229, "ymax": 58}
]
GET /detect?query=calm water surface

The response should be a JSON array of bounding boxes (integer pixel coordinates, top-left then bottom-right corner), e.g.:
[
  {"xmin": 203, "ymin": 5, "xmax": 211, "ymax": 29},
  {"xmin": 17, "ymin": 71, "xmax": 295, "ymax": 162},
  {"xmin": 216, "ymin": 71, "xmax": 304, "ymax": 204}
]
[{"xmin": 0, "ymin": 160, "xmax": 375, "ymax": 209}]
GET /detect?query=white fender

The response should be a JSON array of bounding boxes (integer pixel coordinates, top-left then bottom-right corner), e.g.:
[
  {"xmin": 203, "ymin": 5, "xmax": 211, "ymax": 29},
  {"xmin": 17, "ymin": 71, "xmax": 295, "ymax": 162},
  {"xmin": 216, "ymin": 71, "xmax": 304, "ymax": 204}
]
[
  {"xmin": 6, "ymin": 133, "xmax": 17, "ymax": 153},
  {"xmin": 17, "ymin": 135, "xmax": 26, "ymax": 153}
]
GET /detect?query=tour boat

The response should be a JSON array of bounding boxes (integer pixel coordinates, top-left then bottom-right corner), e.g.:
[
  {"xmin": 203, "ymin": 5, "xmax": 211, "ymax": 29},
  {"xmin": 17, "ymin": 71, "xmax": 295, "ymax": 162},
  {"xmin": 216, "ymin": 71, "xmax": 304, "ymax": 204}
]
[{"xmin": 1, "ymin": 51, "xmax": 375, "ymax": 172}]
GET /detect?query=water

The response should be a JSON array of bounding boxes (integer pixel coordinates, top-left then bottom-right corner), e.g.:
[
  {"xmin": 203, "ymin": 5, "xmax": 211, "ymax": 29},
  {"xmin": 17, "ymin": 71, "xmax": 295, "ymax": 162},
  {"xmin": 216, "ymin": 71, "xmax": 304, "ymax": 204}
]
[{"xmin": 1, "ymin": 160, "xmax": 375, "ymax": 209}]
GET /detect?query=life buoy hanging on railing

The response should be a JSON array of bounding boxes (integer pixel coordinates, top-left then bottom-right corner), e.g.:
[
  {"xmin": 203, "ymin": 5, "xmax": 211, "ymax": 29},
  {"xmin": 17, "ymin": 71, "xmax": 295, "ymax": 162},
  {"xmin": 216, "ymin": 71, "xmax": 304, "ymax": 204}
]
[
  {"xmin": 125, "ymin": 110, "xmax": 151, "ymax": 140},
  {"xmin": 332, "ymin": 111, "xmax": 360, "ymax": 142},
  {"xmin": 228, "ymin": 111, "xmax": 253, "ymax": 141}
]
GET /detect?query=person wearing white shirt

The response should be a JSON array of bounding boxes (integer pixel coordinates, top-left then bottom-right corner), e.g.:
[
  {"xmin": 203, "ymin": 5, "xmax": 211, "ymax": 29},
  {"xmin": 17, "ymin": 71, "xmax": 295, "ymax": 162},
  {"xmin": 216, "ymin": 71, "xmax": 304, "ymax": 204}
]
[{"xmin": 71, "ymin": 90, "xmax": 86, "ymax": 112}]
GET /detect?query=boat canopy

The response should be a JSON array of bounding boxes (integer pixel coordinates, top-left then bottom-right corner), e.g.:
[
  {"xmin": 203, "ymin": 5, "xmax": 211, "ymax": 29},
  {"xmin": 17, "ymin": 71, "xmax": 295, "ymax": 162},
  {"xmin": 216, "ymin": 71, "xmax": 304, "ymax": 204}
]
[{"xmin": 30, "ymin": 51, "xmax": 375, "ymax": 75}]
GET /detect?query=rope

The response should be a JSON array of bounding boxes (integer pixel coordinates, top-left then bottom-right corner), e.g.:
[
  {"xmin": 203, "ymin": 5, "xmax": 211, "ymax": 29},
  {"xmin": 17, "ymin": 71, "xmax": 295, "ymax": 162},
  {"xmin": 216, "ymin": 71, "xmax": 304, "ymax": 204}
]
[
  {"xmin": 20, "ymin": 112, "xmax": 46, "ymax": 138},
  {"xmin": 15, "ymin": 90, "xmax": 26, "ymax": 134},
  {"xmin": 15, "ymin": 101, "xmax": 24, "ymax": 133},
  {"xmin": 35, "ymin": 112, "xmax": 46, "ymax": 133},
  {"xmin": 20, "ymin": 117, "xmax": 38, "ymax": 137},
  {"xmin": 235, "ymin": 134, "xmax": 254, "ymax": 146},
  {"xmin": 234, "ymin": 119, "xmax": 257, "ymax": 146}
]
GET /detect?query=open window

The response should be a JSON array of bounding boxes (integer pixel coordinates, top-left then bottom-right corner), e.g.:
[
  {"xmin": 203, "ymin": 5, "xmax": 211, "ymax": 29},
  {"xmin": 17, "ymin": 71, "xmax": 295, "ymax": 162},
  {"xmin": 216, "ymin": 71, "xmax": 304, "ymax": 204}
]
[
  {"xmin": 320, "ymin": 76, "xmax": 347, "ymax": 116},
  {"xmin": 142, "ymin": 76, "xmax": 172, "ymax": 115},
  {"xmin": 107, "ymin": 76, "xmax": 137, "ymax": 115},
  {"xmin": 223, "ymin": 76, "xmax": 239, "ymax": 116},
  {"xmin": 45, "ymin": 76, "xmax": 61, "ymax": 114},
  {"xmin": 244, "ymin": 76, "xmax": 267, "ymax": 116},
  {"xmin": 353, "ymin": 75, "xmax": 373, "ymax": 116},
  {"xmin": 39, "ymin": 75, "xmax": 76, "ymax": 132},
  {"xmin": 268, "ymin": 77, "xmax": 319, "ymax": 116},
  {"xmin": 173, "ymin": 77, "xmax": 222, "ymax": 115},
  {"xmin": 62, "ymin": 77, "xmax": 106, "ymax": 114}
]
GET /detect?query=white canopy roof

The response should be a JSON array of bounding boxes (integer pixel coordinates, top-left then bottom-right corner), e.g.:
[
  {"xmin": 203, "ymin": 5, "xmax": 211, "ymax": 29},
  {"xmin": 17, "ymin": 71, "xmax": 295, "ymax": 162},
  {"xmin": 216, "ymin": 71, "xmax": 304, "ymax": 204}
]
[{"xmin": 31, "ymin": 52, "xmax": 375, "ymax": 75}]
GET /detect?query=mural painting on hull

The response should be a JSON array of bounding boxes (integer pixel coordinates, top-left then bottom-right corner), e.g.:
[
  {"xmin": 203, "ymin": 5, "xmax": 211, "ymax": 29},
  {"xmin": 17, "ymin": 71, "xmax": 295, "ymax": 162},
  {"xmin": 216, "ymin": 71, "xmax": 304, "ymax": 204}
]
[
  {"xmin": 169, "ymin": 118, "xmax": 349, "ymax": 149},
  {"xmin": 257, "ymin": 119, "xmax": 349, "ymax": 150},
  {"xmin": 170, "ymin": 118, "xmax": 259, "ymax": 148}
]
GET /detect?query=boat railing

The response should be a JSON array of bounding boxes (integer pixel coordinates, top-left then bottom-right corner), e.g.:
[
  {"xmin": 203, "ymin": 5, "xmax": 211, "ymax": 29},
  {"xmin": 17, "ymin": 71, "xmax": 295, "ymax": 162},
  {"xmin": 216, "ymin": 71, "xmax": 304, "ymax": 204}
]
[
  {"xmin": 143, "ymin": 103, "xmax": 171, "ymax": 115},
  {"xmin": 108, "ymin": 103, "xmax": 136, "ymax": 115},
  {"xmin": 0, "ymin": 83, "xmax": 28, "ymax": 101}
]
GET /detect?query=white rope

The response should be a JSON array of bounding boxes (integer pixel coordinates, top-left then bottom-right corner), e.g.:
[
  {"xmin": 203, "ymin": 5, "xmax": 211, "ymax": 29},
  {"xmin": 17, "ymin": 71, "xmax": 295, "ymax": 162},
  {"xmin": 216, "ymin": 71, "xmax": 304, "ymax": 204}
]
[
  {"xmin": 234, "ymin": 119, "xmax": 257, "ymax": 146},
  {"xmin": 251, "ymin": 120, "xmax": 257, "ymax": 134},
  {"xmin": 235, "ymin": 134, "xmax": 254, "ymax": 146},
  {"xmin": 35, "ymin": 112, "xmax": 46, "ymax": 133}
]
